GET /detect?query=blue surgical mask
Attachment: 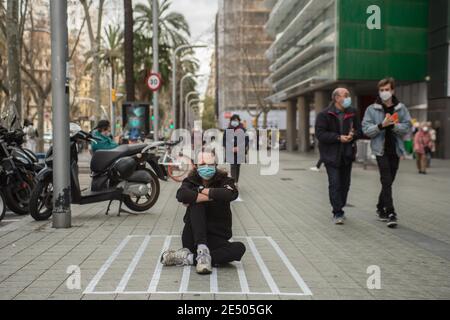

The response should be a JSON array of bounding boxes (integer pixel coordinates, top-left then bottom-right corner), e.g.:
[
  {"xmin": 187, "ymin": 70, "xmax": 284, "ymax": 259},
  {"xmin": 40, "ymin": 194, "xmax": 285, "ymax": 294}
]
[
  {"xmin": 197, "ymin": 166, "xmax": 217, "ymax": 180},
  {"xmin": 343, "ymin": 97, "xmax": 352, "ymax": 109},
  {"xmin": 231, "ymin": 121, "xmax": 239, "ymax": 128}
]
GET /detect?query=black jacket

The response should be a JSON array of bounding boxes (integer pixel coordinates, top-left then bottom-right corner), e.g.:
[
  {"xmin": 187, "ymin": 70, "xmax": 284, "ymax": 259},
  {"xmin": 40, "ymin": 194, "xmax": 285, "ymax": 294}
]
[
  {"xmin": 176, "ymin": 171, "xmax": 239, "ymax": 240},
  {"xmin": 315, "ymin": 104, "xmax": 362, "ymax": 167},
  {"xmin": 222, "ymin": 125, "xmax": 250, "ymax": 164}
]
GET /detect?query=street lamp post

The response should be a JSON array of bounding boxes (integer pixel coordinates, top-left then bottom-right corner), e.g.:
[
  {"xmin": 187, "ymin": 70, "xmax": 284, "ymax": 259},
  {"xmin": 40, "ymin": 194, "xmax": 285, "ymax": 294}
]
[
  {"xmin": 152, "ymin": 0, "xmax": 160, "ymax": 140},
  {"xmin": 184, "ymin": 91, "xmax": 198, "ymax": 129},
  {"xmin": 50, "ymin": 0, "xmax": 71, "ymax": 229},
  {"xmin": 188, "ymin": 99, "xmax": 201, "ymax": 130},
  {"xmin": 180, "ymin": 73, "xmax": 206, "ymax": 129},
  {"xmin": 172, "ymin": 44, "xmax": 207, "ymax": 129}
]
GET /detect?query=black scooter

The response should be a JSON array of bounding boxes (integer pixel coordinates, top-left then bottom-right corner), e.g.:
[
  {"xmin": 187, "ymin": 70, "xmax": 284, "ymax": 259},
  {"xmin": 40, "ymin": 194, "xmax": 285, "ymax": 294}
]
[
  {"xmin": 0, "ymin": 127, "xmax": 41, "ymax": 215},
  {"xmin": 29, "ymin": 124, "xmax": 171, "ymax": 221}
]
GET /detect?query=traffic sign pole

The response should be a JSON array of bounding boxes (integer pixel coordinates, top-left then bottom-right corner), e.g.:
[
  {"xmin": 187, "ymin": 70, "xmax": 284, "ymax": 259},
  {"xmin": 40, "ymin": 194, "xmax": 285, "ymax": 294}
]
[{"xmin": 152, "ymin": 0, "xmax": 159, "ymax": 140}]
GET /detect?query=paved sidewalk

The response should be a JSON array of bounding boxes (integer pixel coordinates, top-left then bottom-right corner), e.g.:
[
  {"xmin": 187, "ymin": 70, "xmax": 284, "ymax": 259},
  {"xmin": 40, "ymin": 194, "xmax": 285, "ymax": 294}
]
[{"xmin": 0, "ymin": 152, "xmax": 449, "ymax": 300}]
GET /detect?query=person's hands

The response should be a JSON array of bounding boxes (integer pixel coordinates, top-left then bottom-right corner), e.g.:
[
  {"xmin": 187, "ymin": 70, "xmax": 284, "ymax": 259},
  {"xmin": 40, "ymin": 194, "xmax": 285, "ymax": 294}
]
[
  {"xmin": 382, "ymin": 114, "xmax": 395, "ymax": 128},
  {"xmin": 339, "ymin": 135, "xmax": 352, "ymax": 143},
  {"xmin": 196, "ymin": 193, "xmax": 210, "ymax": 203},
  {"xmin": 233, "ymin": 147, "xmax": 239, "ymax": 153},
  {"xmin": 201, "ymin": 188, "xmax": 210, "ymax": 197}
]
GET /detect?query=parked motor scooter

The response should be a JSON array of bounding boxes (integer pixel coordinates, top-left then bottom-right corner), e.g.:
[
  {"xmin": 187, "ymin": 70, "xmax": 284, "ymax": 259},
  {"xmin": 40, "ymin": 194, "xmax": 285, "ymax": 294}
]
[{"xmin": 29, "ymin": 123, "xmax": 169, "ymax": 221}]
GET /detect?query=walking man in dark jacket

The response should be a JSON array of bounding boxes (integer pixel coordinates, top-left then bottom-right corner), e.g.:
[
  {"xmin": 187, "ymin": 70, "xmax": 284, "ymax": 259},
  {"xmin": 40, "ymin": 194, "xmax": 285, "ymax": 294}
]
[
  {"xmin": 315, "ymin": 88, "xmax": 362, "ymax": 225},
  {"xmin": 160, "ymin": 151, "xmax": 246, "ymax": 274}
]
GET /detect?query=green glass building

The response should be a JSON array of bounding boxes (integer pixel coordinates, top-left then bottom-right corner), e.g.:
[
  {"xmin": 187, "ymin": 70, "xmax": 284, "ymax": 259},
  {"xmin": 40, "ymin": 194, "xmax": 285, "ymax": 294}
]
[{"xmin": 264, "ymin": 0, "xmax": 449, "ymax": 158}]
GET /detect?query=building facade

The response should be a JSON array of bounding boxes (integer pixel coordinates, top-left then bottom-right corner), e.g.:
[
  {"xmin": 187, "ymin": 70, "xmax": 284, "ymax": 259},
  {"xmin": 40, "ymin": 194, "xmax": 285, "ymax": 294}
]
[
  {"xmin": 264, "ymin": 0, "xmax": 445, "ymax": 156},
  {"xmin": 428, "ymin": 0, "xmax": 450, "ymax": 159},
  {"xmin": 217, "ymin": 0, "xmax": 274, "ymax": 129}
]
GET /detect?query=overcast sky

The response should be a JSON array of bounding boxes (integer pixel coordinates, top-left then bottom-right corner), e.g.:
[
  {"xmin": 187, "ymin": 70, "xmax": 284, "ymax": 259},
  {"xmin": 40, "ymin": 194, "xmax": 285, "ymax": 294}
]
[
  {"xmin": 108, "ymin": 0, "xmax": 219, "ymax": 96},
  {"xmin": 169, "ymin": 0, "xmax": 218, "ymax": 96}
]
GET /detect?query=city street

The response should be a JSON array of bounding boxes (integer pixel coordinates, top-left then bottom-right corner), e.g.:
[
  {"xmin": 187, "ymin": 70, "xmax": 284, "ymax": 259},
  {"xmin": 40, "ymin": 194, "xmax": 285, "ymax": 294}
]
[{"xmin": 0, "ymin": 152, "xmax": 449, "ymax": 300}]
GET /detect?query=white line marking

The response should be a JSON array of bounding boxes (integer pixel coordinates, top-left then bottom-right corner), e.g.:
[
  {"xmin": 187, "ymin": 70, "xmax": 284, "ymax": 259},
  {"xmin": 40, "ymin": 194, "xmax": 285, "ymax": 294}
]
[
  {"xmin": 267, "ymin": 237, "xmax": 313, "ymax": 295},
  {"xmin": 210, "ymin": 268, "xmax": 218, "ymax": 293},
  {"xmin": 246, "ymin": 237, "xmax": 280, "ymax": 294},
  {"xmin": 84, "ymin": 236, "xmax": 132, "ymax": 294},
  {"xmin": 88, "ymin": 291, "xmax": 309, "ymax": 296},
  {"xmin": 179, "ymin": 266, "xmax": 191, "ymax": 293},
  {"xmin": 115, "ymin": 236, "xmax": 151, "ymax": 293},
  {"xmin": 233, "ymin": 262, "xmax": 250, "ymax": 294},
  {"xmin": 2, "ymin": 219, "xmax": 21, "ymax": 223},
  {"xmin": 147, "ymin": 235, "xmax": 172, "ymax": 293}
]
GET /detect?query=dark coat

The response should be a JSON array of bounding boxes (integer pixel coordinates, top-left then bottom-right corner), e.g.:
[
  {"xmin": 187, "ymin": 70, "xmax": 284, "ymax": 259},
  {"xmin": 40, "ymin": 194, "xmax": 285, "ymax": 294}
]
[
  {"xmin": 315, "ymin": 103, "xmax": 362, "ymax": 167},
  {"xmin": 176, "ymin": 171, "xmax": 239, "ymax": 240},
  {"xmin": 222, "ymin": 124, "xmax": 249, "ymax": 164}
]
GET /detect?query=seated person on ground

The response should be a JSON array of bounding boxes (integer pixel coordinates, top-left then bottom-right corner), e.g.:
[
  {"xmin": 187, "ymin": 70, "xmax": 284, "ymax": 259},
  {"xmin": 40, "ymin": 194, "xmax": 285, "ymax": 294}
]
[
  {"xmin": 91, "ymin": 120, "xmax": 119, "ymax": 153},
  {"xmin": 161, "ymin": 151, "xmax": 246, "ymax": 275}
]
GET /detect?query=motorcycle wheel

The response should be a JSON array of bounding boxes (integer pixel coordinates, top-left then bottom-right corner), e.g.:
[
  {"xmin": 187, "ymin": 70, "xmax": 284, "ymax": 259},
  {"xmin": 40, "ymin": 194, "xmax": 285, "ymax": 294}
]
[
  {"xmin": 0, "ymin": 191, "xmax": 6, "ymax": 222},
  {"xmin": 4, "ymin": 172, "xmax": 35, "ymax": 215},
  {"xmin": 123, "ymin": 169, "xmax": 160, "ymax": 212},
  {"xmin": 29, "ymin": 177, "xmax": 54, "ymax": 221}
]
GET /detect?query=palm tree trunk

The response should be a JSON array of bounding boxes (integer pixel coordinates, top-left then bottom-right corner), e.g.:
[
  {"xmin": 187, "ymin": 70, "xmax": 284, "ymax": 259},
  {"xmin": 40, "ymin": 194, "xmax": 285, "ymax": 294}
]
[{"xmin": 124, "ymin": 0, "xmax": 135, "ymax": 102}]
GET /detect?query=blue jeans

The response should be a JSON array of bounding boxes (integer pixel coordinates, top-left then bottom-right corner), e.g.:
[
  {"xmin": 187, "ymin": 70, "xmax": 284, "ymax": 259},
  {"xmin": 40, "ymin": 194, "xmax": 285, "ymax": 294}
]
[{"xmin": 325, "ymin": 163, "xmax": 353, "ymax": 217}]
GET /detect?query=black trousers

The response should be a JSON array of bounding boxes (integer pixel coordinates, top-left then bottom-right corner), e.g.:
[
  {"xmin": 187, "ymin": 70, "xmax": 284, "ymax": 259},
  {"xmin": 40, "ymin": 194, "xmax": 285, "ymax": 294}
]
[
  {"xmin": 230, "ymin": 164, "xmax": 241, "ymax": 183},
  {"xmin": 182, "ymin": 203, "xmax": 246, "ymax": 266},
  {"xmin": 325, "ymin": 163, "xmax": 353, "ymax": 216},
  {"xmin": 376, "ymin": 154, "xmax": 400, "ymax": 214}
]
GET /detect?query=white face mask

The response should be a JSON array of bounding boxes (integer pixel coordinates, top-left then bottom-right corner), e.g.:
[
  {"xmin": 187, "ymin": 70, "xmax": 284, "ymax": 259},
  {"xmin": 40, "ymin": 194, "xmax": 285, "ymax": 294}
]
[
  {"xmin": 379, "ymin": 91, "xmax": 393, "ymax": 102},
  {"xmin": 423, "ymin": 127, "xmax": 429, "ymax": 132}
]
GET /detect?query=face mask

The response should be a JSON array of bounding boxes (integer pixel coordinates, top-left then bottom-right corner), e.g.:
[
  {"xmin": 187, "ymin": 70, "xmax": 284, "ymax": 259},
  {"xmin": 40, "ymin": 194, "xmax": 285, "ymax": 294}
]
[
  {"xmin": 343, "ymin": 97, "xmax": 352, "ymax": 109},
  {"xmin": 231, "ymin": 121, "xmax": 239, "ymax": 128},
  {"xmin": 197, "ymin": 166, "xmax": 216, "ymax": 180},
  {"xmin": 380, "ymin": 91, "xmax": 392, "ymax": 102},
  {"xmin": 423, "ymin": 127, "xmax": 429, "ymax": 132}
]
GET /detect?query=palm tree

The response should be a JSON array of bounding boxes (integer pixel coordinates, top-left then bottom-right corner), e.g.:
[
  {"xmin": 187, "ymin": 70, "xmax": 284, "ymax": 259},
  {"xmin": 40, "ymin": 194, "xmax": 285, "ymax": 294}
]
[
  {"xmin": 101, "ymin": 24, "xmax": 124, "ymax": 89},
  {"xmin": 123, "ymin": 0, "xmax": 135, "ymax": 101},
  {"xmin": 133, "ymin": 0, "xmax": 194, "ymax": 108},
  {"xmin": 134, "ymin": 0, "xmax": 191, "ymax": 49}
]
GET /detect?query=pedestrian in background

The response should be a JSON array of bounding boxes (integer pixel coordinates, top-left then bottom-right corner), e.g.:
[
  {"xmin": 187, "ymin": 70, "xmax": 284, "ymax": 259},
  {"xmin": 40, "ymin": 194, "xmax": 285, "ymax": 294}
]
[
  {"xmin": 23, "ymin": 119, "xmax": 38, "ymax": 153},
  {"xmin": 362, "ymin": 78, "xmax": 412, "ymax": 228},
  {"xmin": 315, "ymin": 88, "xmax": 361, "ymax": 225},
  {"xmin": 414, "ymin": 123, "xmax": 434, "ymax": 175},
  {"xmin": 223, "ymin": 114, "xmax": 249, "ymax": 188}
]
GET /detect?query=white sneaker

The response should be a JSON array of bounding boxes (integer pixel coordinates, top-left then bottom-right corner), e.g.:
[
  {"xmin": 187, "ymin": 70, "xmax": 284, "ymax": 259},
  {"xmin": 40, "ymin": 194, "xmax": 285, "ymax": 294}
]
[
  {"xmin": 310, "ymin": 167, "xmax": 320, "ymax": 172},
  {"xmin": 196, "ymin": 246, "xmax": 212, "ymax": 274},
  {"xmin": 160, "ymin": 248, "xmax": 192, "ymax": 266}
]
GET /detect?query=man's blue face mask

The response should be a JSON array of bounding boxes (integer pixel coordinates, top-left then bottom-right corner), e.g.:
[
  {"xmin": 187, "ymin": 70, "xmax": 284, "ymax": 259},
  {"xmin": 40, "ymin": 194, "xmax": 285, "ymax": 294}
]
[
  {"xmin": 343, "ymin": 97, "xmax": 352, "ymax": 109},
  {"xmin": 197, "ymin": 165, "xmax": 217, "ymax": 180}
]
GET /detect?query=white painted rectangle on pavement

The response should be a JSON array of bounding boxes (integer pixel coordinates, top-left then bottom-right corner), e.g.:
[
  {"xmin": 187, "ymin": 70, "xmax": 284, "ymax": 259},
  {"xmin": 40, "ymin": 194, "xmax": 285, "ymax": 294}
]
[
  {"xmin": 148, "ymin": 235, "xmax": 172, "ymax": 293},
  {"xmin": 246, "ymin": 237, "xmax": 280, "ymax": 294},
  {"xmin": 210, "ymin": 268, "xmax": 218, "ymax": 293},
  {"xmin": 84, "ymin": 235, "xmax": 312, "ymax": 296},
  {"xmin": 179, "ymin": 266, "xmax": 191, "ymax": 293},
  {"xmin": 116, "ymin": 236, "xmax": 151, "ymax": 293},
  {"xmin": 84, "ymin": 236, "xmax": 132, "ymax": 294}
]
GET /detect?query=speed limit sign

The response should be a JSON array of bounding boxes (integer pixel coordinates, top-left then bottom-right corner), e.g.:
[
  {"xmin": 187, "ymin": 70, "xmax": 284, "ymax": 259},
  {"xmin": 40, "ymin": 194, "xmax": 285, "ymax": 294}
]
[{"xmin": 147, "ymin": 72, "xmax": 162, "ymax": 92}]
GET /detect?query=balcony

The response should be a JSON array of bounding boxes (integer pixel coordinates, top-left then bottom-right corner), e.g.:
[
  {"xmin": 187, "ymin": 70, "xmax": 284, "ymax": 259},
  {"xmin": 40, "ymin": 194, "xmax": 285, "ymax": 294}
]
[{"xmin": 266, "ymin": 0, "xmax": 334, "ymax": 53}]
